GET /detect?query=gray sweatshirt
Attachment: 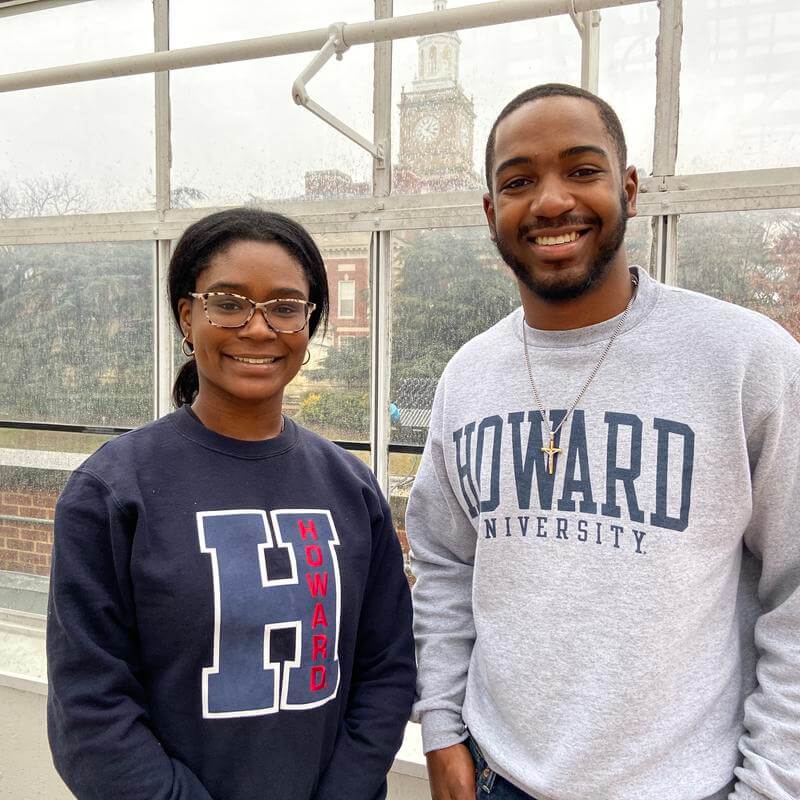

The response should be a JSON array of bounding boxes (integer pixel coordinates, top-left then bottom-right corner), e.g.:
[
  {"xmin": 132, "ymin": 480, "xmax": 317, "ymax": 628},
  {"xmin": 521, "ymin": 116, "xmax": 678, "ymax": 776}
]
[{"xmin": 407, "ymin": 268, "xmax": 800, "ymax": 800}]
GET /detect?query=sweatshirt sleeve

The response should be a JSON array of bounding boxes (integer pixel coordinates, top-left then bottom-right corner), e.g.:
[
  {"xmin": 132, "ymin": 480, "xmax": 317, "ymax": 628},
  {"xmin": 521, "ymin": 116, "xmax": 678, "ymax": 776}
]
[
  {"xmin": 732, "ymin": 373, "xmax": 800, "ymax": 800},
  {"xmin": 47, "ymin": 468, "xmax": 214, "ymax": 800},
  {"xmin": 405, "ymin": 382, "xmax": 478, "ymax": 754},
  {"xmin": 312, "ymin": 479, "xmax": 416, "ymax": 800}
]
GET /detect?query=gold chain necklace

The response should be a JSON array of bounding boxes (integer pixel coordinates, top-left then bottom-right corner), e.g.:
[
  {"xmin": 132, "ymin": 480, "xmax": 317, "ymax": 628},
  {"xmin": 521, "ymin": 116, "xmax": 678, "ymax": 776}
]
[{"xmin": 521, "ymin": 275, "xmax": 638, "ymax": 476}]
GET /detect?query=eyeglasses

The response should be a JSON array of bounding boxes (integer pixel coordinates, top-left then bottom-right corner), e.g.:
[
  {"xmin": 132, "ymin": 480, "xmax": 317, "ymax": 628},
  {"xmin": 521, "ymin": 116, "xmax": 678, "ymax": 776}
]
[{"xmin": 189, "ymin": 292, "xmax": 316, "ymax": 333}]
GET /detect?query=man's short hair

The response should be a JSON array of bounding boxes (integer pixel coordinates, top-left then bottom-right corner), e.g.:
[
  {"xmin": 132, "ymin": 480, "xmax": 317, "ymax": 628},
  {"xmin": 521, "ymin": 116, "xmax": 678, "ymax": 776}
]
[{"xmin": 484, "ymin": 83, "xmax": 628, "ymax": 193}]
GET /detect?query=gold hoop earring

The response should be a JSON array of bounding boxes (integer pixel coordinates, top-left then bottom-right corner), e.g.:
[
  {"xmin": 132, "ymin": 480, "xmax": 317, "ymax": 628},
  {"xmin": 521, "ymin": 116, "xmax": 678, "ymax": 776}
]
[
  {"xmin": 181, "ymin": 335, "xmax": 195, "ymax": 358},
  {"xmin": 302, "ymin": 350, "xmax": 311, "ymax": 366}
]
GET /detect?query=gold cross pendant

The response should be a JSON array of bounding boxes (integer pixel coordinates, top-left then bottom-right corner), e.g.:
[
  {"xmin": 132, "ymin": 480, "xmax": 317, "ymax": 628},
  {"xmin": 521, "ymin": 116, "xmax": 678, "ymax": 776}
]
[{"xmin": 541, "ymin": 433, "xmax": 562, "ymax": 476}]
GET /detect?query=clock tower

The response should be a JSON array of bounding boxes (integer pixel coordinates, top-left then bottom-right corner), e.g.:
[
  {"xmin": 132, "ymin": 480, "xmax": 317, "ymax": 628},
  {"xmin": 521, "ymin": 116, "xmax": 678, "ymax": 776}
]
[{"xmin": 396, "ymin": 0, "xmax": 478, "ymax": 192}]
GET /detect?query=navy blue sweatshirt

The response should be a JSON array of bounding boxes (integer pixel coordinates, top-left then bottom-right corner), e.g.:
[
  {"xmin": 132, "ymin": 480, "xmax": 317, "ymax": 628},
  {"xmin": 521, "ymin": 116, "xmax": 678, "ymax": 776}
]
[{"xmin": 47, "ymin": 407, "xmax": 415, "ymax": 800}]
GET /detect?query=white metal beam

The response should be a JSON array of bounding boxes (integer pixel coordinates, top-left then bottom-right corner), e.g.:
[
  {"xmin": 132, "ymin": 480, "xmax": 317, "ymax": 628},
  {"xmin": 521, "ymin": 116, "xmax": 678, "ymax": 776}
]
[
  {"xmin": 155, "ymin": 240, "xmax": 174, "ymax": 417},
  {"xmin": 373, "ymin": 0, "xmax": 393, "ymax": 198},
  {"xmin": 580, "ymin": 10, "xmax": 601, "ymax": 93},
  {"xmin": 153, "ymin": 0, "xmax": 171, "ymax": 215},
  {"xmin": 370, "ymin": 230, "xmax": 391, "ymax": 490},
  {"xmin": 637, "ymin": 169, "xmax": 800, "ymax": 215},
  {"xmin": 0, "ymin": 0, "xmax": 89, "ymax": 18},
  {"xmin": 372, "ymin": 0, "xmax": 393, "ymax": 492},
  {"xmin": 658, "ymin": 215, "xmax": 679, "ymax": 285},
  {"xmin": 652, "ymin": 0, "xmax": 682, "ymax": 178},
  {"xmin": 0, "ymin": 168, "xmax": 799, "ymax": 245},
  {"xmin": 0, "ymin": 0, "xmax": 653, "ymax": 93}
]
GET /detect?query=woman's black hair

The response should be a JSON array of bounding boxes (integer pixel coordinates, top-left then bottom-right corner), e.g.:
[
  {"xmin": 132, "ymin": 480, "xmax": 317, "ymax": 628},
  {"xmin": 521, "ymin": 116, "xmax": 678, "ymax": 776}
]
[{"xmin": 169, "ymin": 207, "xmax": 330, "ymax": 407}]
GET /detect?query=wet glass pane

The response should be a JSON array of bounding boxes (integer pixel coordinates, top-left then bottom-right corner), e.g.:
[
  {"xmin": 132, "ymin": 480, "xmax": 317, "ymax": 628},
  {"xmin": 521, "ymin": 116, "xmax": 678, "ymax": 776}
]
[
  {"xmin": 0, "ymin": 242, "xmax": 155, "ymax": 426},
  {"xmin": 389, "ymin": 227, "xmax": 519, "ymax": 446},
  {"xmin": 0, "ymin": 464, "xmax": 68, "ymax": 589},
  {"xmin": 170, "ymin": 0, "xmax": 371, "ymax": 45},
  {"xmin": 170, "ymin": 55, "xmax": 373, "ymax": 206},
  {"xmin": 598, "ymin": 3, "xmax": 659, "ymax": 175},
  {"xmin": 286, "ymin": 233, "xmax": 372, "ymax": 442},
  {"xmin": 626, "ymin": 215, "xmax": 656, "ymax": 277},
  {"xmin": 0, "ymin": 429, "xmax": 114, "ymax": 454},
  {"xmin": 0, "ymin": 0, "xmax": 152, "ymax": 72},
  {"xmin": 388, "ymin": 450, "xmax": 421, "ymax": 581},
  {"xmin": 677, "ymin": 1, "xmax": 800, "ymax": 173},
  {"xmin": 392, "ymin": 2, "xmax": 580, "ymax": 193},
  {"xmin": 676, "ymin": 209, "xmax": 800, "ymax": 340},
  {"xmin": 0, "ymin": 2, "xmax": 155, "ymax": 216},
  {"xmin": 0, "ymin": 77, "xmax": 156, "ymax": 216}
]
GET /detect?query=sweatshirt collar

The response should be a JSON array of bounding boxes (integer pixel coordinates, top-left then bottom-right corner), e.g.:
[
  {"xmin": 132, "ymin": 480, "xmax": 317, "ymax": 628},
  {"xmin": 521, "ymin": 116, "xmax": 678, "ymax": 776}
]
[
  {"xmin": 514, "ymin": 266, "xmax": 659, "ymax": 350},
  {"xmin": 169, "ymin": 404, "xmax": 299, "ymax": 459}
]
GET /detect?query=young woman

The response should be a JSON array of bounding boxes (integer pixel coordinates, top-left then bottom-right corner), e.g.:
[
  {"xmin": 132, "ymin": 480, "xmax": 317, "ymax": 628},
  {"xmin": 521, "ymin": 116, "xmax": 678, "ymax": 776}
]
[{"xmin": 47, "ymin": 208, "xmax": 415, "ymax": 800}]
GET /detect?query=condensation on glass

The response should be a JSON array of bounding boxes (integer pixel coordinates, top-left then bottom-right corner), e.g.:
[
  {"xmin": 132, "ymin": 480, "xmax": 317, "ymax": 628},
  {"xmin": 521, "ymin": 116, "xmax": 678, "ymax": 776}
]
[
  {"xmin": 597, "ymin": 3, "xmax": 659, "ymax": 176},
  {"xmin": 169, "ymin": 53, "xmax": 374, "ymax": 207},
  {"xmin": 0, "ymin": 0, "xmax": 153, "ymax": 73},
  {"xmin": 169, "ymin": 0, "xmax": 372, "ymax": 45},
  {"xmin": 0, "ymin": 1, "xmax": 155, "ymax": 217},
  {"xmin": 0, "ymin": 242, "xmax": 155, "ymax": 427},
  {"xmin": 677, "ymin": 1, "xmax": 800, "ymax": 173},
  {"xmin": 0, "ymin": 77, "xmax": 156, "ymax": 216},
  {"xmin": 389, "ymin": 226, "xmax": 519, "ymax": 447},
  {"xmin": 0, "ymin": 463, "xmax": 68, "ymax": 593},
  {"xmin": 676, "ymin": 209, "xmax": 800, "ymax": 340},
  {"xmin": 626, "ymin": 215, "xmax": 656, "ymax": 277},
  {"xmin": 388, "ymin": 451, "xmax": 421, "ymax": 579}
]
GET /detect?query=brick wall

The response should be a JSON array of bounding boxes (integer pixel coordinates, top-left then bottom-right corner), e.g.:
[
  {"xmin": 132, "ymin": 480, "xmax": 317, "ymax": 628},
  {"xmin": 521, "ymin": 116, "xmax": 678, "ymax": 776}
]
[{"xmin": 0, "ymin": 488, "xmax": 57, "ymax": 577}]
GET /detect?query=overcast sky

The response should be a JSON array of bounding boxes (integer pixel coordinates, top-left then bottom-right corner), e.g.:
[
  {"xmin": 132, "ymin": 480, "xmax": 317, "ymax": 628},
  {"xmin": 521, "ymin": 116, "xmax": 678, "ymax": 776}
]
[{"xmin": 0, "ymin": 0, "xmax": 797, "ymax": 213}]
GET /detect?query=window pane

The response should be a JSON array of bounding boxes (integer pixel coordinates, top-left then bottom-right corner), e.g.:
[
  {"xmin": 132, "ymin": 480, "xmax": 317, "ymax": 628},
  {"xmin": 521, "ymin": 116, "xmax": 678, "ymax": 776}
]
[
  {"xmin": 285, "ymin": 233, "xmax": 372, "ymax": 442},
  {"xmin": 677, "ymin": 1, "xmax": 800, "ymax": 173},
  {"xmin": 170, "ymin": 55, "xmax": 373, "ymax": 206},
  {"xmin": 0, "ymin": 1, "xmax": 155, "ymax": 216},
  {"xmin": 676, "ymin": 209, "xmax": 800, "ymax": 340},
  {"xmin": 388, "ymin": 451, "xmax": 420, "ymax": 582},
  {"xmin": 0, "ymin": 242, "xmax": 155, "ymax": 427},
  {"xmin": 598, "ymin": 3, "xmax": 659, "ymax": 175},
  {"xmin": 170, "ymin": 1, "xmax": 375, "ymax": 205},
  {"xmin": 0, "ymin": 78, "xmax": 156, "ymax": 216},
  {"xmin": 0, "ymin": 434, "xmax": 108, "ymax": 622},
  {"xmin": 392, "ymin": 3, "xmax": 580, "ymax": 192},
  {"xmin": 390, "ymin": 227, "xmax": 519, "ymax": 446},
  {"xmin": 0, "ymin": 0, "xmax": 152, "ymax": 72},
  {"xmin": 626, "ymin": 215, "xmax": 656, "ymax": 277},
  {"xmin": 170, "ymin": 0, "xmax": 372, "ymax": 45},
  {"xmin": 0, "ymin": 464, "xmax": 68, "ymax": 589},
  {"xmin": 0, "ymin": 428, "xmax": 113, "ymax": 454},
  {"xmin": 337, "ymin": 279, "xmax": 356, "ymax": 319}
]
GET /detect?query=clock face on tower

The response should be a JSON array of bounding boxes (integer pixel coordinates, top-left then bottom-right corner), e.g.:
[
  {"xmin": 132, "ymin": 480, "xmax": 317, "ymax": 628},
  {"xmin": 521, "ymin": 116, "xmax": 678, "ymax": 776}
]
[{"xmin": 415, "ymin": 116, "xmax": 440, "ymax": 143}]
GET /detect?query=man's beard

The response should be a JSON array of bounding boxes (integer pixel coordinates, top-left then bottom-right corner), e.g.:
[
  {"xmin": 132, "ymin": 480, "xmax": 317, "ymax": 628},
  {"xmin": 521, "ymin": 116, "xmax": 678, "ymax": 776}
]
[{"xmin": 494, "ymin": 192, "xmax": 629, "ymax": 302}]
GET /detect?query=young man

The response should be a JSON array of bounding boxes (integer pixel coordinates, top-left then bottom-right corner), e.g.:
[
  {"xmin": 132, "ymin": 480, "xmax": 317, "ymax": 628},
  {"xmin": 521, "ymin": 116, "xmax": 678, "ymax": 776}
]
[{"xmin": 406, "ymin": 84, "xmax": 800, "ymax": 800}]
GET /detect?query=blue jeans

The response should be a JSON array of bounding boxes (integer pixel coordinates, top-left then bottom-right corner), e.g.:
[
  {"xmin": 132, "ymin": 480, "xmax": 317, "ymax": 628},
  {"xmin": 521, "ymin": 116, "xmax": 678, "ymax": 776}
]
[{"xmin": 467, "ymin": 737, "xmax": 537, "ymax": 799}]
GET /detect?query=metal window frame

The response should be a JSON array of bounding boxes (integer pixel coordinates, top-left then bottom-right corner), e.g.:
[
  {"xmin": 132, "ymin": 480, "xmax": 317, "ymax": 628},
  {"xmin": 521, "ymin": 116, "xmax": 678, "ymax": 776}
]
[{"xmin": 0, "ymin": 0, "xmax": 90, "ymax": 18}]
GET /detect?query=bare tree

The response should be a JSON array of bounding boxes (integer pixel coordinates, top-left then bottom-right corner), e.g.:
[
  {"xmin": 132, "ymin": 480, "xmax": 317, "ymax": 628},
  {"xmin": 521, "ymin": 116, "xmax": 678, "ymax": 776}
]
[
  {"xmin": 170, "ymin": 184, "xmax": 207, "ymax": 209},
  {"xmin": 18, "ymin": 174, "xmax": 90, "ymax": 217},
  {"xmin": 0, "ymin": 180, "xmax": 18, "ymax": 219}
]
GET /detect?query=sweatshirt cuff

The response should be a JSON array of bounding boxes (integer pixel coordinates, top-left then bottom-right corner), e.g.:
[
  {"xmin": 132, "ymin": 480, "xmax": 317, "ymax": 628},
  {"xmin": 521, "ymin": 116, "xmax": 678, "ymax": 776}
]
[{"xmin": 419, "ymin": 709, "xmax": 468, "ymax": 754}]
